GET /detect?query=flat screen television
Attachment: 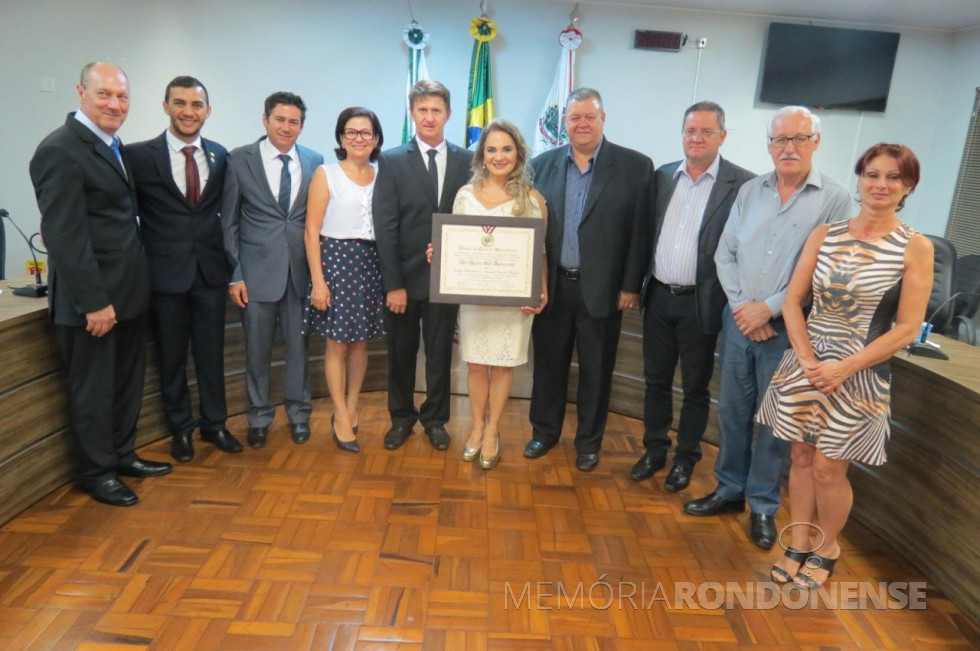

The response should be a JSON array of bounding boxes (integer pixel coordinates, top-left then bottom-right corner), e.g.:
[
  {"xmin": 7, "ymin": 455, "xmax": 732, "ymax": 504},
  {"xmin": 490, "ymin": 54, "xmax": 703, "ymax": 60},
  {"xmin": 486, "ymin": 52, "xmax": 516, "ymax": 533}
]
[{"xmin": 759, "ymin": 23, "xmax": 900, "ymax": 112}]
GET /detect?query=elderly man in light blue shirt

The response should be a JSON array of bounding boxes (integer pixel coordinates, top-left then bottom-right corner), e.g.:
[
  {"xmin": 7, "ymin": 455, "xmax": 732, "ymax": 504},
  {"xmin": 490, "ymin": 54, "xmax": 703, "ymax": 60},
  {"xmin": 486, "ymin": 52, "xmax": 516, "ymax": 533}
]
[{"xmin": 683, "ymin": 106, "xmax": 851, "ymax": 550}]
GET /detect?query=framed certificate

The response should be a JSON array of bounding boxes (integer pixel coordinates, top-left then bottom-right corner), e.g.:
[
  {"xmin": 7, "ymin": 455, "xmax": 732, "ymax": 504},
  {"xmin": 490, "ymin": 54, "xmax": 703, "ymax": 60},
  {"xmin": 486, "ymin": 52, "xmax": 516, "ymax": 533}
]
[{"xmin": 430, "ymin": 213, "xmax": 545, "ymax": 306}]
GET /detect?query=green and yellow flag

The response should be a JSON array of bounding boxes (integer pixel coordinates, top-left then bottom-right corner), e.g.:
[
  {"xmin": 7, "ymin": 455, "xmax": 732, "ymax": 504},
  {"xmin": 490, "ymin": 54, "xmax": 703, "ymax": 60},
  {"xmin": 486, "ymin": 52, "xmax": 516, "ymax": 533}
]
[{"xmin": 466, "ymin": 15, "xmax": 497, "ymax": 148}]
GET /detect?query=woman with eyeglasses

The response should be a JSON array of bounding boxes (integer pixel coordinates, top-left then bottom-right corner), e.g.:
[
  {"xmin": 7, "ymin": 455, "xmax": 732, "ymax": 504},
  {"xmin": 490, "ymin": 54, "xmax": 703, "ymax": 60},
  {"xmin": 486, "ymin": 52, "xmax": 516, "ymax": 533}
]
[
  {"xmin": 303, "ymin": 107, "xmax": 386, "ymax": 453},
  {"xmin": 758, "ymin": 143, "xmax": 933, "ymax": 587}
]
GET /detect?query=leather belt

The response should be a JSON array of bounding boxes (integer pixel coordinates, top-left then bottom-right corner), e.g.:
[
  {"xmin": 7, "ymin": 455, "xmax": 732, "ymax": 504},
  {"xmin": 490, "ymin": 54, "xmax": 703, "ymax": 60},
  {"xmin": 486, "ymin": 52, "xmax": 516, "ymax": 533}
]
[
  {"xmin": 559, "ymin": 267, "xmax": 581, "ymax": 281},
  {"xmin": 658, "ymin": 281, "xmax": 695, "ymax": 296}
]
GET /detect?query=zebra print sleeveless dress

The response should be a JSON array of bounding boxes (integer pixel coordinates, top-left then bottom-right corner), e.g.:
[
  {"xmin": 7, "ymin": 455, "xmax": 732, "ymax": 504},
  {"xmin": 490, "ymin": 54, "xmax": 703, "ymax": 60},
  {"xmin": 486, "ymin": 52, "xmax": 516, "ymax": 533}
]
[{"xmin": 756, "ymin": 220, "xmax": 916, "ymax": 465}]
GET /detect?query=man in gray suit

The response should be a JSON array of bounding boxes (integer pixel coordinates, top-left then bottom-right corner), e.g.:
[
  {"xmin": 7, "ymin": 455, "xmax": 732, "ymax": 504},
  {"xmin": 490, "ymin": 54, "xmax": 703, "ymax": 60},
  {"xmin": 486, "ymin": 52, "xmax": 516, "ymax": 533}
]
[
  {"xmin": 631, "ymin": 101, "xmax": 754, "ymax": 491},
  {"xmin": 222, "ymin": 92, "xmax": 324, "ymax": 448}
]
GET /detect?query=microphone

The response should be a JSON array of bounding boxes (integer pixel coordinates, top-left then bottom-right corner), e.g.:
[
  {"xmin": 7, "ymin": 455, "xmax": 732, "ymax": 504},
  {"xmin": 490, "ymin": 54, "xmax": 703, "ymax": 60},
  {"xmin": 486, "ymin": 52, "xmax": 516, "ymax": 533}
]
[
  {"xmin": 0, "ymin": 209, "xmax": 48, "ymax": 298},
  {"xmin": 907, "ymin": 291, "xmax": 980, "ymax": 360}
]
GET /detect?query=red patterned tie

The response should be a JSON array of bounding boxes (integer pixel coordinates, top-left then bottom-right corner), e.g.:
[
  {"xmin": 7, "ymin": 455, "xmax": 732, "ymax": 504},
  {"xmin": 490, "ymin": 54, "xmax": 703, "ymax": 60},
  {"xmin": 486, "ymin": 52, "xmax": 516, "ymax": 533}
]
[{"xmin": 182, "ymin": 146, "xmax": 200, "ymax": 205}]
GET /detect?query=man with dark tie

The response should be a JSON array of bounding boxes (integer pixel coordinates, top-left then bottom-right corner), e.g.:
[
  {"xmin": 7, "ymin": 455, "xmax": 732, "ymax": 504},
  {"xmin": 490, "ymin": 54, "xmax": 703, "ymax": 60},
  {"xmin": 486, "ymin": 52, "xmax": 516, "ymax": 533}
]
[
  {"xmin": 29, "ymin": 62, "xmax": 172, "ymax": 507},
  {"xmin": 127, "ymin": 76, "xmax": 242, "ymax": 462},
  {"xmin": 373, "ymin": 80, "xmax": 473, "ymax": 451},
  {"xmin": 525, "ymin": 88, "xmax": 655, "ymax": 472},
  {"xmin": 222, "ymin": 92, "xmax": 324, "ymax": 448},
  {"xmin": 630, "ymin": 101, "xmax": 754, "ymax": 490}
]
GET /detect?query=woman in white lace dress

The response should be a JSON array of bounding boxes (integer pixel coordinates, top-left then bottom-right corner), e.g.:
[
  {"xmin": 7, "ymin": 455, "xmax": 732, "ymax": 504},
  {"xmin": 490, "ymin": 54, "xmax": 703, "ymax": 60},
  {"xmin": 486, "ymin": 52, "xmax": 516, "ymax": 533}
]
[{"xmin": 429, "ymin": 120, "xmax": 547, "ymax": 468}]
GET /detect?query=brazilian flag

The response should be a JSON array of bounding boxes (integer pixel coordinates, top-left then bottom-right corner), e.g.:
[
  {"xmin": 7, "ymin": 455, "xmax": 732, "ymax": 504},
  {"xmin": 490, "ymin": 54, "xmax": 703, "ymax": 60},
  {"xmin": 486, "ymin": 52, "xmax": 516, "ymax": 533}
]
[{"xmin": 466, "ymin": 16, "xmax": 497, "ymax": 148}]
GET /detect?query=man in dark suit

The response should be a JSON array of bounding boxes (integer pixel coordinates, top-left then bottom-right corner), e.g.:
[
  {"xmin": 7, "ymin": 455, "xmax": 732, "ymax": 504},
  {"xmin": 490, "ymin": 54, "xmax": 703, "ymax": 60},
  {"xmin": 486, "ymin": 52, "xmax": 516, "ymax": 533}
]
[
  {"xmin": 525, "ymin": 87, "xmax": 654, "ymax": 472},
  {"xmin": 630, "ymin": 101, "xmax": 755, "ymax": 490},
  {"xmin": 127, "ymin": 76, "xmax": 242, "ymax": 463},
  {"xmin": 29, "ymin": 62, "xmax": 172, "ymax": 507},
  {"xmin": 373, "ymin": 80, "xmax": 473, "ymax": 451},
  {"xmin": 222, "ymin": 92, "xmax": 324, "ymax": 448}
]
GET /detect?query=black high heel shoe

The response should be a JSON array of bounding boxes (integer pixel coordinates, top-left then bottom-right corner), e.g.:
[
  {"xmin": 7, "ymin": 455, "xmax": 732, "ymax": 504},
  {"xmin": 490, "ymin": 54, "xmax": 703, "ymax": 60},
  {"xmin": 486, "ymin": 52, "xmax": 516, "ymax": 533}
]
[
  {"xmin": 770, "ymin": 547, "xmax": 810, "ymax": 585},
  {"xmin": 332, "ymin": 415, "xmax": 359, "ymax": 454}
]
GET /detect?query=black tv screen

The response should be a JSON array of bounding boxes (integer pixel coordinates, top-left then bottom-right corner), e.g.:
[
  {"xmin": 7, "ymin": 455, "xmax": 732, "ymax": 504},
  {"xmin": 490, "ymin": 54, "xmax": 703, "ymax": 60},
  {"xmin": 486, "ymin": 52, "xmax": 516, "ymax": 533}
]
[{"xmin": 759, "ymin": 23, "xmax": 900, "ymax": 112}]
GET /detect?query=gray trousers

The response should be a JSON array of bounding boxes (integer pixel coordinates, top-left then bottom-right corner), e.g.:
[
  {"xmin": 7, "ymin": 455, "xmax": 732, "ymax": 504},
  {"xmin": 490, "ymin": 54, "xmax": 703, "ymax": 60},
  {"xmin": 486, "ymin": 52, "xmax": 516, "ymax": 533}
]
[{"xmin": 241, "ymin": 276, "xmax": 310, "ymax": 428}]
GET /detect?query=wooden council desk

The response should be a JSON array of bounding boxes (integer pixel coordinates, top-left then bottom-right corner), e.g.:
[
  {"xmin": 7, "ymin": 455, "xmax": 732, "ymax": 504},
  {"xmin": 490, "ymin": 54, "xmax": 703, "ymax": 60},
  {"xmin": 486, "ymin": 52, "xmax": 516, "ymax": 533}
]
[{"xmin": 1, "ymin": 288, "xmax": 977, "ymax": 622}]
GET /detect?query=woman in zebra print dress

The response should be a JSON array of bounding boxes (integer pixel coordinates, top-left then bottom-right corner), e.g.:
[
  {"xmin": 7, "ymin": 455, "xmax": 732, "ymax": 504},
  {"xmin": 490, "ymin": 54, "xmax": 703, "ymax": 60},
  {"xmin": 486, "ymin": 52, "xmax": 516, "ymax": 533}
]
[{"xmin": 758, "ymin": 144, "xmax": 933, "ymax": 587}]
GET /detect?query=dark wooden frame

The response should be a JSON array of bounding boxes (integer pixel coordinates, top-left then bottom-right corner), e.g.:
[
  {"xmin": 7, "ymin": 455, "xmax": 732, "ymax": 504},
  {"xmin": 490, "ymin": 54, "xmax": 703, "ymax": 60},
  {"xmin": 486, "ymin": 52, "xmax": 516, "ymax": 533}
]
[{"xmin": 429, "ymin": 212, "xmax": 545, "ymax": 307}]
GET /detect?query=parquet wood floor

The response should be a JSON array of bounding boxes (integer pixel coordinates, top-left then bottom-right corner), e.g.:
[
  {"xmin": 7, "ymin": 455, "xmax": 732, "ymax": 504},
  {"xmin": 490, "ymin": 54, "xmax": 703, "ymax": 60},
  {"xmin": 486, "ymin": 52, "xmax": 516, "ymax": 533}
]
[{"xmin": 1, "ymin": 392, "xmax": 977, "ymax": 650}]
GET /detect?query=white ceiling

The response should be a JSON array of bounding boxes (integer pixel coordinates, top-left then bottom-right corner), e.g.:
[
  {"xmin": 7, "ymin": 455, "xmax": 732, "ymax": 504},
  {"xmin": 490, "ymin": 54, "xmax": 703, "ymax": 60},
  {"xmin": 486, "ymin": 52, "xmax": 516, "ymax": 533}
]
[{"xmin": 585, "ymin": 0, "xmax": 980, "ymax": 31}]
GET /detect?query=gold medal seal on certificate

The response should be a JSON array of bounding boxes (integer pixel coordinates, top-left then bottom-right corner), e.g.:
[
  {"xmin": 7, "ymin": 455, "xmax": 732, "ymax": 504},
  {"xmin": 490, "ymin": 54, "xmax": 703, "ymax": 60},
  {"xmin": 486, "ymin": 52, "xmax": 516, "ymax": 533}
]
[{"xmin": 430, "ymin": 214, "xmax": 545, "ymax": 306}]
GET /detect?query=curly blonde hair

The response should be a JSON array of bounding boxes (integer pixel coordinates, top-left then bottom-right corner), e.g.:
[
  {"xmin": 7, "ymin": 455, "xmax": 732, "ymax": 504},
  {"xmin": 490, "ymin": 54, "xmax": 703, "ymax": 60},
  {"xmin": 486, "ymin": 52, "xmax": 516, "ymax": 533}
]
[{"xmin": 470, "ymin": 119, "xmax": 535, "ymax": 216}]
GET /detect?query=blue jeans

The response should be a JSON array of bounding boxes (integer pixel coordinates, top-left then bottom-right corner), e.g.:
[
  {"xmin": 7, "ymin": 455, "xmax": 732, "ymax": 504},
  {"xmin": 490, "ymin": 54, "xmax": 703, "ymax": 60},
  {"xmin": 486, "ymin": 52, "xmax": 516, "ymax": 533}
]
[{"xmin": 713, "ymin": 309, "xmax": 790, "ymax": 515}]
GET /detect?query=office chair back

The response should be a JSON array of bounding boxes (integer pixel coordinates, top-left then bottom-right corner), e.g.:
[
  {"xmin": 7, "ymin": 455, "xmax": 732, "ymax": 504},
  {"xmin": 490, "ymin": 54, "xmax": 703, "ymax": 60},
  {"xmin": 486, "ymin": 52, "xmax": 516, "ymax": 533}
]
[
  {"xmin": 925, "ymin": 235, "xmax": 957, "ymax": 333},
  {"xmin": 952, "ymin": 254, "xmax": 980, "ymax": 344}
]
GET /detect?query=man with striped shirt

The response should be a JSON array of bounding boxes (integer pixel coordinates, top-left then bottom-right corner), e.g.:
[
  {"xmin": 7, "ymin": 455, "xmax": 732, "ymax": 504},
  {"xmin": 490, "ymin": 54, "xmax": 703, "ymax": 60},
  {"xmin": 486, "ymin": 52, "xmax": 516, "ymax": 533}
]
[{"xmin": 631, "ymin": 102, "xmax": 754, "ymax": 491}]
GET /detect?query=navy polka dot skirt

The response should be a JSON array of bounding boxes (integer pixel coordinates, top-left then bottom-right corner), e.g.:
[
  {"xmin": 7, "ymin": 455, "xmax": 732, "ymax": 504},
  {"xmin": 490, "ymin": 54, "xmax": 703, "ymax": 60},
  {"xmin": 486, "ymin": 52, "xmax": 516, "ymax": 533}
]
[{"xmin": 303, "ymin": 237, "xmax": 386, "ymax": 342}]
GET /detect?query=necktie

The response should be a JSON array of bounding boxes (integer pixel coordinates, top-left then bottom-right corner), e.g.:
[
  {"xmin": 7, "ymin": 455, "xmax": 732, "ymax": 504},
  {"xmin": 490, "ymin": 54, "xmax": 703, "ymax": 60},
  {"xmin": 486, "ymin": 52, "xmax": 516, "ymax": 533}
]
[
  {"xmin": 278, "ymin": 153, "xmax": 292, "ymax": 214},
  {"xmin": 427, "ymin": 148, "xmax": 439, "ymax": 200},
  {"xmin": 110, "ymin": 137, "xmax": 125, "ymax": 175},
  {"xmin": 182, "ymin": 146, "xmax": 200, "ymax": 205}
]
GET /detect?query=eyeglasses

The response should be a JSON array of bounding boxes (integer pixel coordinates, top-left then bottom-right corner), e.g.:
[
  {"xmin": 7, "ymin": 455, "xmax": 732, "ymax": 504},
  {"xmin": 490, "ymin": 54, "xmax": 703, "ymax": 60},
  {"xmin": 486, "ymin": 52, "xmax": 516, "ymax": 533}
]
[
  {"xmin": 769, "ymin": 134, "xmax": 816, "ymax": 147},
  {"xmin": 343, "ymin": 129, "xmax": 375, "ymax": 141},
  {"xmin": 682, "ymin": 129, "xmax": 723, "ymax": 140}
]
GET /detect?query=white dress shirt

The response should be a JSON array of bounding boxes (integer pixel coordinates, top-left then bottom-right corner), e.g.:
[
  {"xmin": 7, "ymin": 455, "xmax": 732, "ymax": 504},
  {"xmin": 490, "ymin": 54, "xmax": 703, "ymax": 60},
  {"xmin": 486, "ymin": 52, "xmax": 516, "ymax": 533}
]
[
  {"xmin": 416, "ymin": 135, "xmax": 447, "ymax": 202},
  {"xmin": 655, "ymin": 154, "xmax": 721, "ymax": 286},
  {"xmin": 259, "ymin": 137, "xmax": 300, "ymax": 210}
]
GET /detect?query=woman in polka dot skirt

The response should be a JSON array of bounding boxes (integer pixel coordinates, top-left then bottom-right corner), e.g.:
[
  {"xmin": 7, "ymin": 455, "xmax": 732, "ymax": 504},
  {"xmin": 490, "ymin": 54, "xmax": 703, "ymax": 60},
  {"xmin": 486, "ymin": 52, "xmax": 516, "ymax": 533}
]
[{"xmin": 303, "ymin": 107, "xmax": 386, "ymax": 453}]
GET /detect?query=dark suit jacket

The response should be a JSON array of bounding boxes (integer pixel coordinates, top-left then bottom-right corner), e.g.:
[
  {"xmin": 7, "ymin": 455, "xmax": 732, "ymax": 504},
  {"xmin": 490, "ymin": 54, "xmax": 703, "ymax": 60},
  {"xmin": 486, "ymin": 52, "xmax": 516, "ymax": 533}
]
[
  {"xmin": 221, "ymin": 138, "xmax": 323, "ymax": 302},
  {"xmin": 29, "ymin": 113, "xmax": 149, "ymax": 327},
  {"xmin": 532, "ymin": 139, "xmax": 654, "ymax": 319},
  {"xmin": 373, "ymin": 139, "xmax": 473, "ymax": 300},
  {"xmin": 126, "ymin": 132, "xmax": 230, "ymax": 294},
  {"xmin": 646, "ymin": 157, "xmax": 755, "ymax": 334}
]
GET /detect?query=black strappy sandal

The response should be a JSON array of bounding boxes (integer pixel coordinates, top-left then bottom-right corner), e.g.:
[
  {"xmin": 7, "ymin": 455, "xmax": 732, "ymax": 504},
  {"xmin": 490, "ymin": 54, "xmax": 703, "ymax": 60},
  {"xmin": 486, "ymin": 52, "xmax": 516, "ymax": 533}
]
[
  {"xmin": 795, "ymin": 551, "xmax": 840, "ymax": 588},
  {"xmin": 770, "ymin": 547, "xmax": 810, "ymax": 584}
]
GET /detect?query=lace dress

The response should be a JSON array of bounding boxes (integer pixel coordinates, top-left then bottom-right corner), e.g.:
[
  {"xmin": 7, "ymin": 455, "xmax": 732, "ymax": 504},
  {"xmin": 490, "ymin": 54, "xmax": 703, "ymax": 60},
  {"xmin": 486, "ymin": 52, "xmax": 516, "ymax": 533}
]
[{"xmin": 453, "ymin": 188, "xmax": 543, "ymax": 367}]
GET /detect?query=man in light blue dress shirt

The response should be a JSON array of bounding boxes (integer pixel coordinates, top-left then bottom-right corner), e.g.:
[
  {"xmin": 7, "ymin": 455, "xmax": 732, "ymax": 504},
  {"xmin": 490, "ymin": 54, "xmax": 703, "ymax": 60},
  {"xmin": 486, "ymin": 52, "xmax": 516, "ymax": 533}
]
[{"xmin": 683, "ymin": 106, "xmax": 851, "ymax": 550}]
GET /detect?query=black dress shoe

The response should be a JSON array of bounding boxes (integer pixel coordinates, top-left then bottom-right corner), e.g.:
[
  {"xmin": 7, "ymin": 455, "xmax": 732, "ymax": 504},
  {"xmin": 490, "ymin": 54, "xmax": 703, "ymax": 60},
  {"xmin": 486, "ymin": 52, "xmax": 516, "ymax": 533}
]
[
  {"xmin": 290, "ymin": 422, "xmax": 311, "ymax": 444},
  {"xmin": 247, "ymin": 426, "xmax": 269, "ymax": 449},
  {"xmin": 629, "ymin": 452, "xmax": 666, "ymax": 481},
  {"xmin": 117, "ymin": 457, "xmax": 173, "ymax": 478},
  {"xmin": 170, "ymin": 431, "xmax": 194, "ymax": 463},
  {"xmin": 576, "ymin": 453, "xmax": 600, "ymax": 472},
  {"xmin": 424, "ymin": 425, "xmax": 451, "ymax": 451},
  {"xmin": 523, "ymin": 439, "xmax": 557, "ymax": 459},
  {"xmin": 663, "ymin": 462, "xmax": 694, "ymax": 492},
  {"xmin": 384, "ymin": 424, "xmax": 413, "ymax": 450},
  {"xmin": 201, "ymin": 429, "xmax": 243, "ymax": 453},
  {"xmin": 84, "ymin": 477, "xmax": 138, "ymax": 507},
  {"xmin": 750, "ymin": 512, "xmax": 777, "ymax": 550},
  {"xmin": 683, "ymin": 491, "xmax": 745, "ymax": 516}
]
